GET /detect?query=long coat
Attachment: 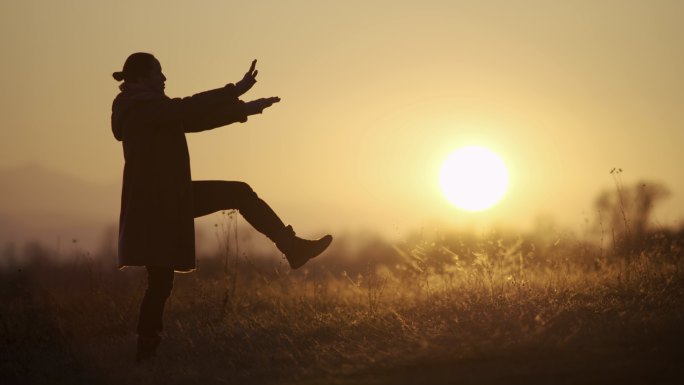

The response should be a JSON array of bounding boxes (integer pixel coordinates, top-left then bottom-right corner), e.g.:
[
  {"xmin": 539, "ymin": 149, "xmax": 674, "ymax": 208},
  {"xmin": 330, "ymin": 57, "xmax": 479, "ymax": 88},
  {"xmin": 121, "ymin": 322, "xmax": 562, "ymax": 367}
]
[{"xmin": 111, "ymin": 84, "xmax": 248, "ymax": 271}]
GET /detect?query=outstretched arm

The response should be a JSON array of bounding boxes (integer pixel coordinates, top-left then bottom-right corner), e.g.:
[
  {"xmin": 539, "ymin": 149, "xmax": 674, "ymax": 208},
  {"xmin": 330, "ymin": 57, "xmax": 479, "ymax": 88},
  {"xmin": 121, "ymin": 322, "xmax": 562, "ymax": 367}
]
[
  {"xmin": 161, "ymin": 84, "xmax": 243, "ymax": 127},
  {"xmin": 184, "ymin": 96, "xmax": 281, "ymax": 133},
  {"xmin": 183, "ymin": 60, "xmax": 280, "ymax": 132},
  {"xmin": 148, "ymin": 59, "xmax": 278, "ymax": 132},
  {"xmin": 177, "ymin": 59, "xmax": 259, "ymax": 112}
]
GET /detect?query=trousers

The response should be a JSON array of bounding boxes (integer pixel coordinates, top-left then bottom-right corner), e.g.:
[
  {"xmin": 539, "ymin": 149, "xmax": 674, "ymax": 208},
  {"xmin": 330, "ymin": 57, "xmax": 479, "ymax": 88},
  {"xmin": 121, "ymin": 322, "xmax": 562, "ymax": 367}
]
[{"xmin": 136, "ymin": 180, "xmax": 287, "ymax": 336}]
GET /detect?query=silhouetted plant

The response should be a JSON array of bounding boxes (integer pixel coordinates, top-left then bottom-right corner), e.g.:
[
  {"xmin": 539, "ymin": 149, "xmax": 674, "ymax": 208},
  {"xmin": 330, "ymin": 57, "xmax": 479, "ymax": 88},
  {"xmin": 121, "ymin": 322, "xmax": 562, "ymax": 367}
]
[{"xmin": 595, "ymin": 168, "xmax": 669, "ymax": 255}]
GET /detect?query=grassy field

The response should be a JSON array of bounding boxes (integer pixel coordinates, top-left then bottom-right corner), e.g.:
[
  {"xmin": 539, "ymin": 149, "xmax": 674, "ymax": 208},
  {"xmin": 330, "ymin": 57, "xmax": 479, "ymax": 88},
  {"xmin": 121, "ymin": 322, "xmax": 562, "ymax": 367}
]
[{"xmin": 1, "ymin": 227, "xmax": 683, "ymax": 385}]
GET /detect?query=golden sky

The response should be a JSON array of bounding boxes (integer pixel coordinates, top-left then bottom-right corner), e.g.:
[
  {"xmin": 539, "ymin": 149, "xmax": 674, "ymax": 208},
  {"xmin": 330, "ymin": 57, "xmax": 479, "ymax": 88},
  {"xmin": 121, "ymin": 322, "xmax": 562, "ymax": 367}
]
[{"xmin": 1, "ymin": 0, "xmax": 683, "ymax": 239}]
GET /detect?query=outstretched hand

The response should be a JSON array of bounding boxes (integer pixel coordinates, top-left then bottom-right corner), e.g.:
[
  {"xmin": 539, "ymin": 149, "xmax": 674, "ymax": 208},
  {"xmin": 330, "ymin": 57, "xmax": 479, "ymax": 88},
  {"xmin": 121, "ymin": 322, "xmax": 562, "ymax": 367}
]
[
  {"xmin": 245, "ymin": 97, "xmax": 280, "ymax": 115},
  {"xmin": 235, "ymin": 59, "xmax": 258, "ymax": 96}
]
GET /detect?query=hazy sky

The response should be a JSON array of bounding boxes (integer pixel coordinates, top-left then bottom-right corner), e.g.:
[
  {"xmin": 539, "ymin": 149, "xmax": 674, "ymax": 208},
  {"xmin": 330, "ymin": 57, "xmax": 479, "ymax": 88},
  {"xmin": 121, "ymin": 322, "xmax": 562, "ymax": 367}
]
[{"xmin": 1, "ymin": 0, "xmax": 683, "ymax": 239}]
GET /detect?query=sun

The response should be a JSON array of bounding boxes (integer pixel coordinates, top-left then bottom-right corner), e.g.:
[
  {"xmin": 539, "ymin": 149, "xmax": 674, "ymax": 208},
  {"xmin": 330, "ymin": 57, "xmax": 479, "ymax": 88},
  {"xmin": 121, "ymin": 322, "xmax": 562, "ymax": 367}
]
[{"xmin": 439, "ymin": 146, "xmax": 509, "ymax": 211}]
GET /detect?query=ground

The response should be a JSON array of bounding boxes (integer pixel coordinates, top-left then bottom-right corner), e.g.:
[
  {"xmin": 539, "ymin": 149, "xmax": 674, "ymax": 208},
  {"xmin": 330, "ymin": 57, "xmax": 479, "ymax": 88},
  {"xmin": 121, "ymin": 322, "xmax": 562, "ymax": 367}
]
[{"xmin": 2, "ymin": 233, "xmax": 683, "ymax": 384}]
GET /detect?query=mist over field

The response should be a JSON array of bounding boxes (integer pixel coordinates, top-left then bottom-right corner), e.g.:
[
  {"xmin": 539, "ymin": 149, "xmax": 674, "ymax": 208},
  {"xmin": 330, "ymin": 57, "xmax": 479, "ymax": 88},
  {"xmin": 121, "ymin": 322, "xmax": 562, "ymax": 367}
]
[{"xmin": 1, "ymin": 162, "xmax": 680, "ymax": 261}]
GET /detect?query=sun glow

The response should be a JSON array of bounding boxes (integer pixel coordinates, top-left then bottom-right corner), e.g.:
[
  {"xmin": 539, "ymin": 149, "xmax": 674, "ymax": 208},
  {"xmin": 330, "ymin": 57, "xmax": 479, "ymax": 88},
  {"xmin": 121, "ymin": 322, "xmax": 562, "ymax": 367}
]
[{"xmin": 439, "ymin": 146, "xmax": 509, "ymax": 211}]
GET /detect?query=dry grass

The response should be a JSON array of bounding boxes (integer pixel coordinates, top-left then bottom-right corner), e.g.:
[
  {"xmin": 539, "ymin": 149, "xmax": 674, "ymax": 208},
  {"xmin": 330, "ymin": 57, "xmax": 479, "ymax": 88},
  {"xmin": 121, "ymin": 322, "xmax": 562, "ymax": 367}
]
[{"xmin": 1, "ymin": 229, "xmax": 683, "ymax": 385}]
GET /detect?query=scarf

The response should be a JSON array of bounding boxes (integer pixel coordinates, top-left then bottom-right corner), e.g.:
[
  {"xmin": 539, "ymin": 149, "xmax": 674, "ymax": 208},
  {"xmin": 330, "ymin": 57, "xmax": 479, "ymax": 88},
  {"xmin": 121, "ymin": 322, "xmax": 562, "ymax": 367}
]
[
  {"xmin": 118, "ymin": 82, "xmax": 169, "ymax": 101},
  {"xmin": 112, "ymin": 82, "xmax": 169, "ymax": 141}
]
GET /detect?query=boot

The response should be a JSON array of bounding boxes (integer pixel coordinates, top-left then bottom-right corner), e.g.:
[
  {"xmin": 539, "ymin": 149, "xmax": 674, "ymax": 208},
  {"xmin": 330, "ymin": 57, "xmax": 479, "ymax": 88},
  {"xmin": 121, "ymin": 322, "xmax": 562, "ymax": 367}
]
[
  {"xmin": 136, "ymin": 334, "xmax": 161, "ymax": 364},
  {"xmin": 276, "ymin": 225, "xmax": 333, "ymax": 269}
]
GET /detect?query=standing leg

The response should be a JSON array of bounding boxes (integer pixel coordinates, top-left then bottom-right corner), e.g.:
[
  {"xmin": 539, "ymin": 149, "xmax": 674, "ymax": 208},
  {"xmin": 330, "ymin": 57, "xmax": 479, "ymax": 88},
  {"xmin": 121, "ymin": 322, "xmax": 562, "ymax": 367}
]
[{"xmin": 136, "ymin": 266, "xmax": 174, "ymax": 363}]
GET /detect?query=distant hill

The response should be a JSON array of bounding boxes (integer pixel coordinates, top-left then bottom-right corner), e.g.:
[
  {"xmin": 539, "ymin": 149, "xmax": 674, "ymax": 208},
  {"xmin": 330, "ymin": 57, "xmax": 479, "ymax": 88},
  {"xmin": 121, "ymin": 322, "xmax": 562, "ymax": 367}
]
[{"xmin": 0, "ymin": 163, "xmax": 120, "ymax": 254}]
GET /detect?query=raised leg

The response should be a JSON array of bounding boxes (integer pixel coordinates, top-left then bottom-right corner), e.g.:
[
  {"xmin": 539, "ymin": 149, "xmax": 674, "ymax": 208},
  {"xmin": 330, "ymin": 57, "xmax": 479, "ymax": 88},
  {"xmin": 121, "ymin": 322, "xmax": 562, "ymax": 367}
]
[
  {"xmin": 191, "ymin": 180, "xmax": 332, "ymax": 269},
  {"xmin": 192, "ymin": 180, "xmax": 289, "ymax": 243}
]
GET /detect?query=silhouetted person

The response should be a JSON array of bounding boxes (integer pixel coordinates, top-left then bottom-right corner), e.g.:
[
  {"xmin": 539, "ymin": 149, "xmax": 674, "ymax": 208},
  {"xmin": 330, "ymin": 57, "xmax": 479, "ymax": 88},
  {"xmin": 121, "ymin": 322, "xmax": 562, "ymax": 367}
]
[{"xmin": 111, "ymin": 52, "xmax": 332, "ymax": 363}]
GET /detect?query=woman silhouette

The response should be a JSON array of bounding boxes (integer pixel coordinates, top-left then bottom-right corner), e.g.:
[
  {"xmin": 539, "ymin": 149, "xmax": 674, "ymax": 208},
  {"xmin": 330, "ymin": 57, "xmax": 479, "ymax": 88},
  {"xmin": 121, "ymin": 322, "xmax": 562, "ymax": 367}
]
[{"xmin": 111, "ymin": 52, "xmax": 332, "ymax": 363}]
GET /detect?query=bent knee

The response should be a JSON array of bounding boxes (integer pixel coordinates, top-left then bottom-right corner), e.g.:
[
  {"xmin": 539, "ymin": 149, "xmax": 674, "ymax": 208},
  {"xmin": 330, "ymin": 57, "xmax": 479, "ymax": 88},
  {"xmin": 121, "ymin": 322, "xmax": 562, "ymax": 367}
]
[
  {"xmin": 230, "ymin": 181, "xmax": 258, "ymax": 200},
  {"xmin": 233, "ymin": 181, "xmax": 254, "ymax": 193}
]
